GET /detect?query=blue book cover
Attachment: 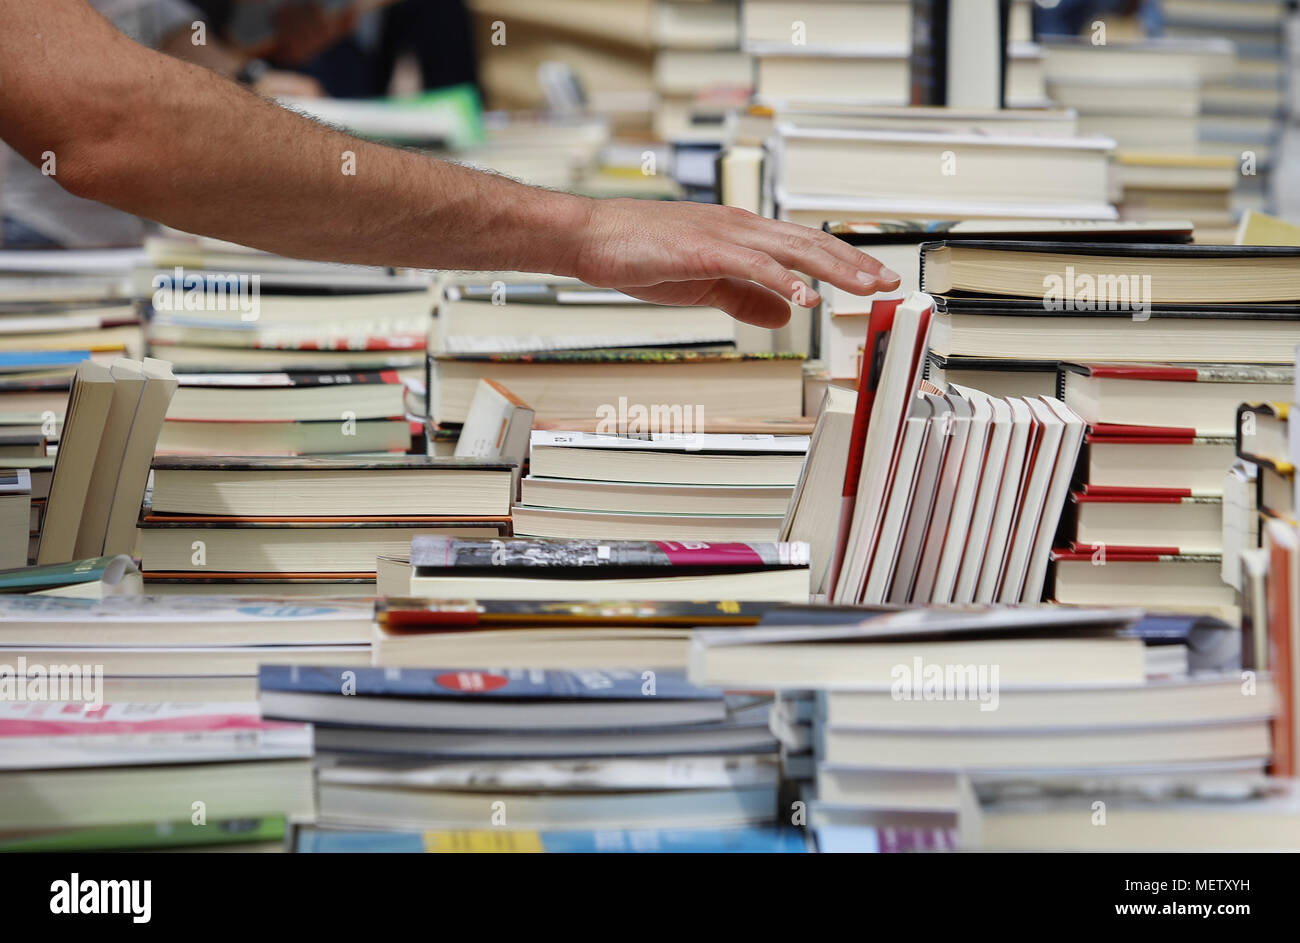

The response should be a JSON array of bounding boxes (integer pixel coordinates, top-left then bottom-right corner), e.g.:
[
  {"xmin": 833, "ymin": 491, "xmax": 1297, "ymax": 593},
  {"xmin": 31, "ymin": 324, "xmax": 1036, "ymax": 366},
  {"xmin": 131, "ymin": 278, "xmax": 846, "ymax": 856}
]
[
  {"xmin": 259, "ymin": 666, "xmax": 722, "ymax": 701},
  {"xmin": 296, "ymin": 826, "xmax": 807, "ymax": 854},
  {"xmin": 0, "ymin": 350, "xmax": 89, "ymax": 369}
]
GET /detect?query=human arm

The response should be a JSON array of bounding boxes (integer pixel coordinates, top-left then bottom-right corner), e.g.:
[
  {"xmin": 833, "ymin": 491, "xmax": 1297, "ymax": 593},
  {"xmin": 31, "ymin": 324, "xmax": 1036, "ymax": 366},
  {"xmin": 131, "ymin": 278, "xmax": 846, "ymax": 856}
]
[{"xmin": 0, "ymin": 0, "xmax": 899, "ymax": 327}]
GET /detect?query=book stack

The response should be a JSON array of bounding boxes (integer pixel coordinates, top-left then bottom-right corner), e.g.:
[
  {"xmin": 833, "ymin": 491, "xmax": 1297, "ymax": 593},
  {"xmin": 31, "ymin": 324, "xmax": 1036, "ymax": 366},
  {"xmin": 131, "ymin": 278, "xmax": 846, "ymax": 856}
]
[
  {"xmin": 688, "ymin": 605, "xmax": 1277, "ymax": 850},
  {"xmin": 138, "ymin": 235, "xmax": 432, "ymax": 456},
  {"xmin": 653, "ymin": 1, "xmax": 748, "ymax": 145},
  {"xmin": 513, "ymin": 431, "xmax": 806, "ymax": 540},
  {"xmin": 917, "ymin": 239, "xmax": 1300, "ymax": 618},
  {"xmin": 383, "ymin": 534, "xmax": 812, "ymax": 602},
  {"xmin": 816, "ymin": 219, "xmax": 1194, "ymax": 388},
  {"xmin": 136, "ymin": 456, "xmax": 513, "ymax": 597},
  {"xmin": 1041, "ymin": 36, "xmax": 1240, "ymax": 242},
  {"xmin": 431, "ymin": 349, "xmax": 806, "ymax": 430},
  {"xmin": 260, "ymin": 666, "xmax": 782, "ymax": 833},
  {"xmin": 433, "ymin": 277, "xmax": 738, "ymax": 355},
  {"xmin": 743, "ymin": 0, "xmax": 910, "ymax": 109},
  {"xmin": 771, "ymin": 124, "xmax": 1116, "ymax": 228},
  {"xmin": 428, "ymin": 272, "xmax": 803, "ymax": 469},
  {"xmin": 0, "ymin": 248, "xmax": 143, "ymax": 462},
  {"xmin": 469, "ymin": 1, "xmax": 658, "ymax": 135},
  {"xmin": 0, "ymin": 701, "xmax": 313, "ymax": 851},
  {"xmin": 1162, "ymin": 0, "xmax": 1293, "ymax": 215},
  {"xmin": 0, "ymin": 594, "xmax": 374, "ymax": 703}
]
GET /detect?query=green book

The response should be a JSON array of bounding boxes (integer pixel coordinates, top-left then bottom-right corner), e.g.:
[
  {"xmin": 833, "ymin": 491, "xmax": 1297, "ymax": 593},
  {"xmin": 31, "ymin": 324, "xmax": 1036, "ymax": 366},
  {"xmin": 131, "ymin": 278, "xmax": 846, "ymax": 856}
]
[
  {"xmin": 0, "ymin": 554, "xmax": 141, "ymax": 595},
  {"xmin": 0, "ymin": 817, "xmax": 286, "ymax": 853}
]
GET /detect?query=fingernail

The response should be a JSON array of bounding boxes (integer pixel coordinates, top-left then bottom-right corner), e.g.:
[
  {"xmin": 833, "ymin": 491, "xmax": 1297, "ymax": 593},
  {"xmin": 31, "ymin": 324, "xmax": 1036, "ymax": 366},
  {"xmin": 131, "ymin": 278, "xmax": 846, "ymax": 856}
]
[
  {"xmin": 857, "ymin": 271, "xmax": 879, "ymax": 288},
  {"xmin": 879, "ymin": 268, "xmax": 901, "ymax": 283}
]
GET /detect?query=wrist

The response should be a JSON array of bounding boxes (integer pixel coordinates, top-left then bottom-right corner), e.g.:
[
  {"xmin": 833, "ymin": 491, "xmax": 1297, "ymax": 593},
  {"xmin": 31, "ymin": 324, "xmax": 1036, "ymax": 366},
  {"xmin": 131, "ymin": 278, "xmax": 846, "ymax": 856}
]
[{"xmin": 517, "ymin": 189, "xmax": 596, "ymax": 279}]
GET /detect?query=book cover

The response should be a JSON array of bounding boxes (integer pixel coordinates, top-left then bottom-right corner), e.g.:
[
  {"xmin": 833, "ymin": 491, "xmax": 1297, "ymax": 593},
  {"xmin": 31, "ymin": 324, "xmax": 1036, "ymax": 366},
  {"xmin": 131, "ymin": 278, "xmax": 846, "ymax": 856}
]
[
  {"xmin": 0, "ymin": 554, "xmax": 137, "ymax": 593},
  {"xmin": 295, "ymin": 825, "xmax": 807, "ymax": 853},
  {"xmin": 409, "ymin": 537, "xmax": 811, "ymax": 571},
  {"xmin": 376, "ymin": 598, "xmax": 778, "ymax": 631},
  {"xmin": 430, "ymin": 350, "xmax": 806, "ymax": 365},
  {"xmin": 151, "ymin": 455, "xmax": 513, "ymax": 472},
  {"xmin": 174, "ymin": 370, "xmax": 405, "ymax": 389},
  {"xmin": 258, "ymin": 666, "xmax": 722, "ymax": 701}
]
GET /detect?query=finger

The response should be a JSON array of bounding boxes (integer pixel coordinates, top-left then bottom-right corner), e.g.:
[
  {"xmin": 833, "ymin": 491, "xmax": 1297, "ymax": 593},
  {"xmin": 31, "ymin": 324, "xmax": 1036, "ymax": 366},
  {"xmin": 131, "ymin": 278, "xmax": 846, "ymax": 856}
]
[
  {"xmin": 736, "ymin": 220, "xmax": 902, "ymax": 295},
  {"xmin": 698, "ymin": 277, "xmax": 792, "ymax": 329},
  {"xmin": 704, "ymin": 245, "xmax": 821, "ymax": 308}
]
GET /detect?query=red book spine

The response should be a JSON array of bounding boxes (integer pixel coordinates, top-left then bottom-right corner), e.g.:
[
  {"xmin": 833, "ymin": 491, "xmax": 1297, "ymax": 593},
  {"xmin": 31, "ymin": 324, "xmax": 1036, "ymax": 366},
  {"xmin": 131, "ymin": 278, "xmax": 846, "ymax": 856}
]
[{"xmin": 1267, "ymin": 528, "xmax": 1296, "ymax": 777}]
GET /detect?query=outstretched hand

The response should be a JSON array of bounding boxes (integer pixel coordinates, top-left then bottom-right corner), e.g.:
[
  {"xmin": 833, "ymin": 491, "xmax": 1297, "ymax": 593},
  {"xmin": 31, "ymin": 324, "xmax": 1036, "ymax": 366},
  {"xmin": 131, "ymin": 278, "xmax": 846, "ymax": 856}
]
[{"xmin": 568, "ymin": 199, "xmax": 902, "ymax": 327}]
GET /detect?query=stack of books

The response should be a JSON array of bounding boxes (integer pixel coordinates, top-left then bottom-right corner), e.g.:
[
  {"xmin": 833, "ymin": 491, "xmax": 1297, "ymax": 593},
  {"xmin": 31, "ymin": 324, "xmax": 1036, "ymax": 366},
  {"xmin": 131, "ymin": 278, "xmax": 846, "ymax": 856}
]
[
  {"xmin": 433, "ymin": 276, "xmax": 737, "ymax": 356},
  {"xmin": 653, "ymin": 0, "xmax": 748, "ymax": 144},
  {"xmin": 743, "ymin": 0, "xmax": 910, "ymax": 108},
  {"xmin": 0, "ymin": 594, "xmax": 374, "ymax": 703},
  {"xmin": 0, "ymin": 701, "xmax": 312, "ymax": 850},
  {"xmin": 771, "ymin": 124, "xmax": 1116, "ymax": 227},
  {"xmin": 1112, "ymin": 152, "xmax": 1240, "ymax": 244},
  {"xmin": 919, "ymin": 239, "xmax": 1300, "ymax": 616},
  {"xmin": 137, "ymin": 236, "xmax": 432, "ymax": 456},
  {"xmin": 260, "ymin": 666, "xmax": 781, "ymax": 832},
  {"xmin": 816, "ymin": 218, "xmax": 1194, "ymax": 388},
  {"xmin": 513, "ymin": 430, "xmax": 806, "ymax": 540},
  {"xmin": 1055, "ymin": 365, "xmax": 1292, "ymax": 622},
  {"xmin": 688, "ymin": 604, "xmax": 1276, "ymax": 850},
  {"xmin": 137, "ymin": 456, "xmax": 513, "ymax": 596},
  {"xmin": 431, "ymin": 349, "xmax": 806, "ymax": 430},
  {"xmin": 1042, "ymin": 36, "xmax": 1239, "ymax": 242},
  {"xmin": 0, "ymin": 248, "xmax": 142, "ymax": 461},
  {"xmin": 382, "ymin": 534, "xmax": 812, "ymax": 602},
  {"xmin": 1162, "ymin": 0, "xmax": 1292, "ymax": 214}
]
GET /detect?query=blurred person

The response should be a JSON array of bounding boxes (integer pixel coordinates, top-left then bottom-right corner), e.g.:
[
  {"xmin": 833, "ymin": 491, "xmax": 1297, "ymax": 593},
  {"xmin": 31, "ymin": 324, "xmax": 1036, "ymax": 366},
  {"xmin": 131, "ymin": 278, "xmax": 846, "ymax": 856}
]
[
  {"xmin": 0, "ymin": 0, "xmax": 901, "ymax": 328},
  {"xmin": 190, "ymin": 0, "xmax": 478, "ymax": 99},
  {"xmin": 2, "ymin": 0, "xmax": 323, "ymax": 248},
  {"xmin": 1034, "ymin": 0, "xmax": 1164, "ymax": 38}
]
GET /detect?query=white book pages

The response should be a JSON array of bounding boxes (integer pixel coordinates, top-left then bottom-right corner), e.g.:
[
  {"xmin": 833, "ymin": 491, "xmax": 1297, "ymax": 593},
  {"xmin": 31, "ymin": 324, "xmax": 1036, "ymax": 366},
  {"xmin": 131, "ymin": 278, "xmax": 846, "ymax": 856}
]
[
  {"xmin": 912, "ymin": 392, "xmax": 975, "ymax": 602},
  {"xmin": 975, "ymin": 397, "xmax": 1033, "ymax": 603},
  {"xmin": 998, "ymin": 398, "xmax": 1065, "ymax": 603},
  {"xmin": 931, "ymin": 387, "xmax": 994, "ymax": 602},
  {"xmin": 1021, "ymin": 397, "xmax": 1087, "ymax": 602},
  {"xmin": 862, "ymin": 404, "xmax": 932, "ymax": 603},
  {"xmin": 955, "ymin": 395, "xmax": 1014, "ymax": 603},
  {"xmin": 887, "ymin": 394, "xmax": 952, "ymax": 604}
]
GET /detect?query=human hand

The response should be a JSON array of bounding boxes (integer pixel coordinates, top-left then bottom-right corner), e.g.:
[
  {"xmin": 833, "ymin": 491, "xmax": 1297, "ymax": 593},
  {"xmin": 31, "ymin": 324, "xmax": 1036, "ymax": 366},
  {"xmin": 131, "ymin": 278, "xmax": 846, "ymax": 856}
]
[{"xmin": 565, "ymin": 199, "xmax": 901, "ymax": 327}]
